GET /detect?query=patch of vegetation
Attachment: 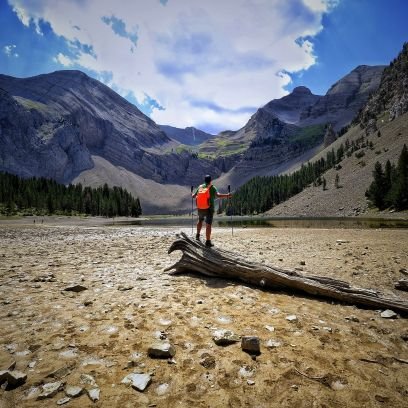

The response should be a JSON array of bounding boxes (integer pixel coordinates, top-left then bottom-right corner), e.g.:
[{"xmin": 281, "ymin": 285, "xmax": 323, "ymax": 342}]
[
  {"xmin": 14, "ymin": 96, "xmax": 49, "ymax": 112},
  {"xmin": 289, "ymin": 124, "xmax": 326, "ymax": 148}
]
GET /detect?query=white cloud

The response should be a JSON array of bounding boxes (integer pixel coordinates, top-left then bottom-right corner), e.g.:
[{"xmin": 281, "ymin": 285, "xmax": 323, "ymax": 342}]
[
  {"xmin": 53, "ymin": 53, "xmax": 74, "ymax": 67},
  {"xmin": 3, "ymin": 44, "xmax": 19, "ymax": 57},
  {"xmin": 9, "ymin": 0, "xmax": 339, "ymax": 132}
]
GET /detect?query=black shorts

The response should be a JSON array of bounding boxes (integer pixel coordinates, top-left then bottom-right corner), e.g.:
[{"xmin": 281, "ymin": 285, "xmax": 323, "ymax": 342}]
[{"xmin": 198, "ymin": 209, "xmax": 214, "ymax": 225}]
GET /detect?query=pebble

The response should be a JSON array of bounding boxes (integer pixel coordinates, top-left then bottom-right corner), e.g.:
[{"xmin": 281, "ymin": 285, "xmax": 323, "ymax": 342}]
[
  {"xmin": 122, "ymin": 373, "xmax": 152, "ymax": 392},
  {"xmin": 212, "ymin": 329, "xmax": 240, "ymax": 346},
  {"xmin": 264, "ymin": 325, "xmax": 275, "ymax": 332},
  {"xmin": 118, "ymin": 285, "xmax": 134, "ymax": 291},
  {"xmin": 57, "ymin": 397, "xmax": 71, "ymax": 405},
  {"xmin": 88, "ymin": 388, "xmax": 100, "ymax": 402},
  {"xmin": 148, "ymin": 342, "xmax": 176, "ymax": 358},
  {"xmin": 241, "ymin": 336, "xmax": 261, "ymax": 355},
  {"xmin": 37, "ymin": 381, "xmax": 64, "ymax": 400},
  {"xmin": 63, "ymin": 284, "xmax": 88, "ymax": 292},
  {"xmin": 65, "ymin": 385, "xmax": 83, "ymax": 398},
  {"xmin": 380, "ymin": 309, "xmax": 398, "ymax": 319},
  {"xmin": 345, "ymin": 315, "xmax": 360, "ymax": 322},
  {"xmin": 286, "ymin": 315, "xmax": 298, "ymax": 322},
  {"xmin": 265, "ymin": 339, "xmax": 282, "ymax": 348}
]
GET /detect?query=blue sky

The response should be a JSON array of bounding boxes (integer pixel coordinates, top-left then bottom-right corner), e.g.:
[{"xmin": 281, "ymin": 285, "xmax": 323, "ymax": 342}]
[{"xmin": 1, "ymin": 0, "xmax": 407, "ymax": 134}]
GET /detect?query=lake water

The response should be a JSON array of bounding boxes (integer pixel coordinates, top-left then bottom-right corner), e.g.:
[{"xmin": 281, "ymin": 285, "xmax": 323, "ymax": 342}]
[{"xmin": 110, "ymin": 216, "xmax": 408, "ymax": 229}]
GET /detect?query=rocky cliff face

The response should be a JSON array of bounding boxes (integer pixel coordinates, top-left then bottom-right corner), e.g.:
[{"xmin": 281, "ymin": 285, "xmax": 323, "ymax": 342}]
[
  {"xmin": 0, "ymin": 71, "xmax": 230, "ymax": 188},
  {"xmin": 262, "ymin": 86, "xmax": 321, "ymax": 124},
  {"xmin": 359, "ymin": 42, "xmax": 408, "ymax": 124},
  {"xmin": 298, "ymin": 65, "xmax": 385, "ymax": 131}
]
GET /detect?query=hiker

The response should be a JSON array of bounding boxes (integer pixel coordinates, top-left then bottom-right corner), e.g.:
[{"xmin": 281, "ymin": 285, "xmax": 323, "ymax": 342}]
[{"xmin": 192, "ymin": 175, "xmax": 232, "ymax": 247}]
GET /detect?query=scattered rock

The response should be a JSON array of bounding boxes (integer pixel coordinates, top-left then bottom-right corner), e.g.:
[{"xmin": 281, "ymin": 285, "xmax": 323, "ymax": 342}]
[
  {"xmin": 118, "ymin": 285, "xmax": 134, "ymax": 291},
  {"xmin": 286, "ymin": 315, "xmax": 298, "ymax": 322},
  {"xmin": 345, "ymin": 316, "xmax": 360, "ymax": 322},
  {"xmin": 212, "ymin": 329, "xmax": 240, "ymax": 346},
  {"xmin": 264, "ymin": 325, "xmax": 275, "ymax": 332},
  {"xmin": 265, "ymin": 339, "xmax": 282, "ymax": 349},
  {"xmin": 122, "ymin": 373, "xmax": 152, "ymax": 392},
  {"xmin": 148, "ymin": 342, "xmax": 176, "ymax": 359},
  {"xmin": 241, "ymin": 336, "xmax": 261, "ymax": 355},
  {"xmin": 80, "ymin": 373, "xmax": 97, "ymax": 386},
  {"xmin": 37, "ymin": 381, "xmax": 64, "ymax": 400},
  {"xmin": 199, "ymin": 353, "xmax": 216, "ymax": 369},
  {"xmin": 155, "ymin": 383, "xmax": 170, "ymax": 396},
  {"xmin": 63, "ymin": 284, "xmax": 87, "ymax": 292},
  {"xmin": 336, "ymin": 240, "xmax": 350, "ymax": 244},
  {"xmin": 380, "ymin": 309, "xmax": 398, "ymax": 319},
  {"xmin": 46, "ymin": 365, "xmax": 73, "ymax": 379},
  {"xmin": 87, "ymin": 388, "xmax": 100, "ymax": 402},
  {"xmin": 0, "ymin": 370, "xmax": 27, "ymax": 390},
  {"xmin": 83, "ymin": 300, "xmax": 93, "ymax": 306},
  {"xmin": 247, "ymin": 380, "xmax": 255, "ymax": 385},
  {"xmin": 57, "ymin": 397, "xmax": 71, "ymax": 405},
  {"xmin": 300, "ymin": 261, "xmax": 306, "ymax": 266},
  {"xmin": 395, "ymin": 280, "xmax": 408, "ymax": 291},
  {"xmin": 65, "ymin": 385, "xmax": 83, "ymax": 398},
  {"xmin": 400, "ymin": 268, "xmax": 408, "ymax": 276}
]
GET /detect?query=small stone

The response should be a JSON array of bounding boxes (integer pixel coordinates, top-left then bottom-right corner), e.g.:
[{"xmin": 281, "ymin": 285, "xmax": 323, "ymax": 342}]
[
  {"xmin": 118, "ymin": 285, "xmax": 134, "ymax": 291},
  {"xmin": 46, "ymin": 365, "xmax": 72, "ymax": 379},
  {"xmin": 265, "ymin": 339, "xmax": 281, "ymax": 348},
  {"xmin": 212, "ymin": 329, "xmax": 240, "ymax": 346},
  {"xmin": 323, "ymin": 327, "xmax": 333, "ymax": 333},
  {"xmin": 399, "ymin": 268, "xmax": 408, "ymax": 276},
  {"xmin": 199, "ymin": 354, "xmax": 216, "ymax": 369},
  {"xmin": 80, "ymin": 373, "xmax": 97, "ymax": 386},
  {"xmin": 300, "ymin": 261, "xmax": 306, "ymax": 266},
  {"xmin": 395, "ymin": 280, "xmax": 408, "ymax": 291},
  {"xmin": 65, "ymin": 385, "xmax": 83, "ymax": 398},
  {"xmin": 148, "ymin": 342, "xmax": 176, "ymax": 359},
  {"xmin": 264, "ymin": 325, "xmax": 275, "ymax": 332},
  {"xmin": 336, "ymin": 240, "xmax": 350, "ymax": 244},
  {"xmin": 247, "ymin": 380, "xmax": 255, "ymax": 385},
  {"xmin": 88, "ymin": 388, "xmax": 100, "ymax": 402},
  {"xmin": 37, "ymin": 381, "xmax": 64, "ymax": 400},
  {"xmin": 83, "ymin": 300, "xmax": 93, "ymax": 306},
  {"xmin": 380, "ymin": 309, "xmax": 398, "ymax": 319},
  {"xmin": 63, "ymin": 285, "xmax": 87, "ymax": 292},
  {"xmin": 286, "ymin": 315, "xmax": 298, "ymax": 322},
  {"xmin": 345, "ymin": 316, "xmax": 360, "ymax": 322},
  {"xmin": 57, "ymin": 397, "xmax": 71, "ymax": 405},
  {"xmin": 241, "ymin": 336, "xmax": 261, "ymax": 355},
  {"xmin": 122, "ymin": 373, "xmax": 152, "ymax": 392}
]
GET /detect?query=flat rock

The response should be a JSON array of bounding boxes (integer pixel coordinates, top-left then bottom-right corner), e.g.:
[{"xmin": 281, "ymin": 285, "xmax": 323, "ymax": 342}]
[
  {"xmin": 65, "ymin": 385, "xmax": 83, "ymax": 398},
  {"xmin": 265, "ymin": 339, "xmax": 282, "ymax": 348},
  {"xmin": 122, "ymin": 373, "xmax": 152, "ymax": 392},
  {"xmin": 286, "ymin": 315, "xmax": 298, "ymax": 322},
  {"xmin": 63, "ymin": 284, "xmax": 87, "ymax": 292},
  {"xmin": 395, "ymin": 280, "xmax": 408, "ymax": 291},
  {"xmin": 147, "ymin": 342, "xmax": 176, "ymax": 358},
  {"xmin": 57, "ymin": 397, "xmax": 71, "ymax": 405},
  {"xmin": 212, "ymin": 329, "xmax": 240, "ymax": 346},
  {"xmin": 88, "ymin": 387, "xmax": 100, "ymax": 402},
  {"xmin": 380, "ymin": 309, "xmax": 398, "ymax": 319},
  {"xmin": 118, "ymin": 285, "xmax": 134, "ymax": 291},
  {"xmin": 37, "ymin": 381, "xmax": 64, "ymax": 400},
  {"xmin": 80, "ymin": 373, "xmax": 97, "ymax": 386},
  {"xmin": 241, "ymin": 336, "xmax": 261, "ymax": 355},
  {"xmin": 0, "ymin": 370, "xmax": 27, "ymax": 389},
  {"xmin": 199, "ymin": 353, "xmax": 216, "ymax": 369}
]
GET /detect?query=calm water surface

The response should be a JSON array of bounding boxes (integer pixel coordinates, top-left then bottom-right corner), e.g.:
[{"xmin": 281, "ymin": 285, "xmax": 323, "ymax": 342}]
[{"xmin": 111, "ymin": 216, "xmax": 408, "ymax": 229}]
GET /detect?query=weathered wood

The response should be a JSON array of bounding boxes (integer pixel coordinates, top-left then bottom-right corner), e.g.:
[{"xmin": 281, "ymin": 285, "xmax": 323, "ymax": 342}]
[{"xmin": 166, "ymin": 233, "xmax": 408, "ymax": 314}]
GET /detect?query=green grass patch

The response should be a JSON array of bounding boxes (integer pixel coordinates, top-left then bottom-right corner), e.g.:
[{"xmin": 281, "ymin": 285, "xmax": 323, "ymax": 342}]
[{"xmin": 14, "ymin": 96, "xmax": 49, "ymax": 112}]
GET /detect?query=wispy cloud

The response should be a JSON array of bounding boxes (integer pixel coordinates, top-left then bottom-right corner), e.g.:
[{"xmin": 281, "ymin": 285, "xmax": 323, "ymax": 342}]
[
  {"xmin": 3, "ymin": 44, "xmax": 19, "ymax": 57},
  {"xmin": 8, "ymin": 0, "xmax": 339, "ymax": 132}
]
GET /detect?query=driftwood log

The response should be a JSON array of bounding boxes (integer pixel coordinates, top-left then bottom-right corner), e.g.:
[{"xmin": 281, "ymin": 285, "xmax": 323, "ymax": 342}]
[{"xmin": 166, "ymin": 233, "xmax": 408, "ymax": 314}]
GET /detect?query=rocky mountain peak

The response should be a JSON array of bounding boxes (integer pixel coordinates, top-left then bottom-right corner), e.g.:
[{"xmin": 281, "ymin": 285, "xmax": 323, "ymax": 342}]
[{"xmin": 292, "ymin": 86, "xmax": 312, "ymax": 95}]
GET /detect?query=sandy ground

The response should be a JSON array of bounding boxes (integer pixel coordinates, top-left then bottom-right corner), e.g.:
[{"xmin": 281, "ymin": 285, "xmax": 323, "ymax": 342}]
[{"xmin": 0, "ymin": 219, "xmax": 407, "ymax": 408}]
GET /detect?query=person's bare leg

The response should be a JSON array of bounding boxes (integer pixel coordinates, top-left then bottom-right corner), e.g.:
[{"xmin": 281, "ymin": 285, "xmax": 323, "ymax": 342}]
[
  {"xmin": 206, "ymin": 224, "xmax": 212, "ymax": 241},
  {"xmin": 197, "ymin": 220, "xmax": 203, "ymax": 237}
]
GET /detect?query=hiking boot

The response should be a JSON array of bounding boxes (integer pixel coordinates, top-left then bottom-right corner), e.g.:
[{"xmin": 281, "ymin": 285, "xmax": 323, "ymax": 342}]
[
  {"xmin": 205, "ymin": 240, "xmax": 214, "ymax": 248},
  {"xmin": 195, "ymin": 233, "xmax": 200, "ymax": 241}
]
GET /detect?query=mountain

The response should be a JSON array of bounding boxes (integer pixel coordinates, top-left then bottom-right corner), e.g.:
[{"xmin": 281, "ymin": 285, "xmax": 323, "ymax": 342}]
[
  {"xmin": 160, "ymin": 125, "xmax": 214, "ymax": 145},
  {"xmin": 298, "ymin": 65, "xmax": 385, "ymax": 131},
  {"xmin": 263, "ymin": 46, "xmax": 408, "ymax": 217},
  {"xmin": 0, "ymin": 62, "xmax": 389, "ymax": 214},
  {"xmin": 262, "ymin": 86, "xmax": 321, "ymax": 124}
]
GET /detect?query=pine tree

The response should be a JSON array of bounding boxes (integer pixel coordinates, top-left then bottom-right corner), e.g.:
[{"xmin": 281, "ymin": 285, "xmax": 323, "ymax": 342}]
[
  {"xmin": 391, "ymin": 144, "xmax": 408, "ymax": 210},
  {"xmin": 366, "ymin": 162, "xmax": 386, "ymax": 209}
]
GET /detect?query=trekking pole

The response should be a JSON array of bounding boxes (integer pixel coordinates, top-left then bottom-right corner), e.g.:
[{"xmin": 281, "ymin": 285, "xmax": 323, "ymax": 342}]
[
  {"xmin": 191, "ymin": 186, "xmax": 194, "ymax": 236},
  {"xmin": 228, "ymin": 185, "xmax": 233, "ymax": 236}
]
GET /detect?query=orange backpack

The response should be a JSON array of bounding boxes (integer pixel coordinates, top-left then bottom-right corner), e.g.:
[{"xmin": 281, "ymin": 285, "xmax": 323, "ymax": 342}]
[{"xmin": 196, "ymin": 184, "xmax": 211, "ymax": 209}]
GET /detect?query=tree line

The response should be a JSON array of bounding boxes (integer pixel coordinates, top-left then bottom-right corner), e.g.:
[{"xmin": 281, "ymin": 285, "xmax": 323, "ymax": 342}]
[
  {"xmin": 0, "ymin": 172, "xmax": 142, "ymax": 217},
  {"xmin": 365, "ymin": 144, "xmax": 408, "ymax": 211}
]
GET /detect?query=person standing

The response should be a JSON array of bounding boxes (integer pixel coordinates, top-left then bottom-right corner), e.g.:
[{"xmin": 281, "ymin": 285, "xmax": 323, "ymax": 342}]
[{"xmin": 192, "ymin": 175, "xmax": 232, "ymax": 247}]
